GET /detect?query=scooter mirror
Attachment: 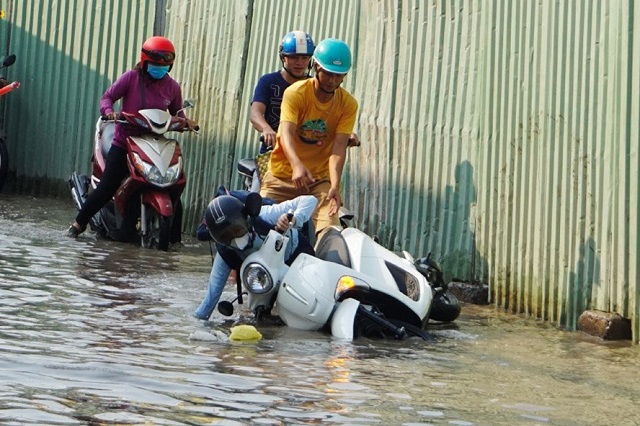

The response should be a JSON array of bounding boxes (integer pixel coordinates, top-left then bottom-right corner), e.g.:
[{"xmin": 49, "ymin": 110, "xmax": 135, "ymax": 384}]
[
  {"xmin": 1, "ymin": 54, "xmax": 16, "ymax": 68},
  {"xmin": 182, "ymin": 99, "xmax": 195, "ymax": 109},
  {"xmin": 217, "ymin": 301, "xmax": 234, "ymax": 316}
]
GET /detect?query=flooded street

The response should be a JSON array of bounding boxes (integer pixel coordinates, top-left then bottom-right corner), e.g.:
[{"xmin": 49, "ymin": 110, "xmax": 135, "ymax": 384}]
[{"xmin": 0, "ymin": 194, "xmax": 638, "ymax": 425}]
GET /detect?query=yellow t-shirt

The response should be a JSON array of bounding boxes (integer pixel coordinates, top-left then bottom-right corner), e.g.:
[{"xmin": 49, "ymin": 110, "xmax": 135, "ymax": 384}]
[{"xmin": 269, "ymin": 79, "xmax": 358, "ymax": 180}]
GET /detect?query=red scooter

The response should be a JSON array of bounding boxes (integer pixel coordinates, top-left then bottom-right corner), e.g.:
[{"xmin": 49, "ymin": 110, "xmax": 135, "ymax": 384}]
[
  {"xmin": 69, "ymin": 105, "xmax": 197, "ymax": 250},
  {"xmin": 0, "ymin": 53, "xmax": 19, "ymax": 191}
]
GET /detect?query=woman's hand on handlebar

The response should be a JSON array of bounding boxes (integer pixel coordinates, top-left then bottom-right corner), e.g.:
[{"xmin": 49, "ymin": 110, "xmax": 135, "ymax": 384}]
[
  {"xmin": 186, "ymin": 118, "xmax": 200, "ymax": 132},
  {"xmin": 275, "ymin": 212, "xmax": 294, "ymax": 233},
  {"xmin": 105, "ymin": 112, "xmax": 120, "ymax": 121}
]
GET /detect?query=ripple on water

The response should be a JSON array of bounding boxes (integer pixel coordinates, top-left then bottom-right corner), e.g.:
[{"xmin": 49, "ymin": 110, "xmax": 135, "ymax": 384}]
[{"xmin": 1, "ymin": 195, "xmax": 639, "ymax": 424}]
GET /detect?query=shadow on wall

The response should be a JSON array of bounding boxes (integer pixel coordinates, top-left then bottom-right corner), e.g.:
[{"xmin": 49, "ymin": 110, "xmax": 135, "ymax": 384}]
[
  {"xmin": 366, "ymin": 160, "xmax": 489, "ymax": 287},
  {"xmin": 0, "ymin": 20, "xmax": 118, "ymax": 197},
  {"xmin": 439, "ymin": 160, "xmax": 488, "ymax": 285},
  {"xmin": 565, "ymin": 237, "xmax": 600, "ymax": 329}
]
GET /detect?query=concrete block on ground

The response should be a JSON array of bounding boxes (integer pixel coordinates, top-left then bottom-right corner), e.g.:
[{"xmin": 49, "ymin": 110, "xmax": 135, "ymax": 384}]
[
  {"xmin": 577, "ymin": 310, "xmax": 632, "ymax": 340},
  {"xmin": 448, "ymin": 281, "xmax": 489, "ymax": 305}
]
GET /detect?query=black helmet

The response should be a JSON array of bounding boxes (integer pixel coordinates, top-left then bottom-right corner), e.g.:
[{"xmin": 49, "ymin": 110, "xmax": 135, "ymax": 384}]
[{"xmin": 204, "ymin": 195, "xmax": 251, "ymax": 245}]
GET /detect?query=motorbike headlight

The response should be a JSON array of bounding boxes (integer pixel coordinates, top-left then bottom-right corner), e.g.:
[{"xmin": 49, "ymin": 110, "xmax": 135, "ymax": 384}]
[
  {"xmin": 242, "ymin": 263, "xmax": 273, "ymax": 294},
  {"xmin": 334, "ymin": 275, "xmax": 370, "ymax": 301},
  {"xmin": 404, "ymin": 275, "xmax": 421, "ymax": 301},
  {"xmin": 131, "ymin": 153, "xmax": 182, "ymax": 187}
]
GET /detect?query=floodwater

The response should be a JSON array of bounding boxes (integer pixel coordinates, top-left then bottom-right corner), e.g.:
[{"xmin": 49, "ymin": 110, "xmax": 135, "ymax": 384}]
[{"xmin": 0, "ymin": 194, "xmax": 638, "ymax": 426}]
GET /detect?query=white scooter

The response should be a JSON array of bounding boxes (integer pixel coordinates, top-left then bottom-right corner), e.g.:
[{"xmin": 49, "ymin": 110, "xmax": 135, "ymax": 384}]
[{"xmin": 226, "ymin": 194, "xmax": 446, "ymax": 340}]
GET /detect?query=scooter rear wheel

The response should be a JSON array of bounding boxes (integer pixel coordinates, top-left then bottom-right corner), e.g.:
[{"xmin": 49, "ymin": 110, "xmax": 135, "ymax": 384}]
[{"xmin": 0, "ymin": 138, "xmax": 8, "ymax": 191}]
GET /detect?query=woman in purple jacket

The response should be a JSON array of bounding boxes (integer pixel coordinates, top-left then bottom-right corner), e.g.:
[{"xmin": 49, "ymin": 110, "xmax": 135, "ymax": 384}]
[{"xmin": 67, "ymin": 36, "xmax": 197, "ymax": 242}]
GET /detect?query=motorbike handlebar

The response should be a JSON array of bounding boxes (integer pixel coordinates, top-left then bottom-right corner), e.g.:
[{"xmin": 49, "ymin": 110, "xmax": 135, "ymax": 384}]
[
  {"xmin": 101, "ymin": 113, "xmax": 124, "ymax": 121},
  {"xmin": 100, "ymin": 113, "xmax": 199, "ymax": 132},
  {"xmin": 276, "ymin": 211, "xmax": 295, "ymax": 235}
]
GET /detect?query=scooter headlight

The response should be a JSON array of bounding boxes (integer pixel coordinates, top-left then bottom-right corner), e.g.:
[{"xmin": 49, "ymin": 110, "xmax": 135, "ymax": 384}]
[
  {"xmin": 242, "ymin": 263, "xmax": 273, "ymax": 294},
  {"xmin": 334, "ymin": 275, "xmax": 370, "ymax": 301},
  {"xmin": 131, "ymin": 153, "xmax": 182, "ymax": 187}
]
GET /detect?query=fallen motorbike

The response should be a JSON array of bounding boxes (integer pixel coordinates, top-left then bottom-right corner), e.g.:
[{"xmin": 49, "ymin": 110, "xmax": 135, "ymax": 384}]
[
  {"xmin": 0, "ymin": 53, "xmax": 19, "ymax": 192},
  {"xmin": 230, "ymin": 139, "xmax": 461, "ymax": 323},
  {"xmin": 69, "ymin": 105, "xmax": 197, "ymax": 250},
  {"xmin": 219, "ymin": 194, "xmax": 459, "ymax": 340}
]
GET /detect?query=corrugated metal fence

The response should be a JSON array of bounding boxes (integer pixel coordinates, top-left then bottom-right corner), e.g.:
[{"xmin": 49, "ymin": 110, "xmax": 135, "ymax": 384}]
[{"xmin": 2, "ymin": 0, "xmax": 638, "ymax": 342}]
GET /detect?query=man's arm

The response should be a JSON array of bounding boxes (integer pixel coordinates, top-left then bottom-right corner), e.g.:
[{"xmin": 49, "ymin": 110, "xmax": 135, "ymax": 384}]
[
  {"xmin": 249, "ymin": 102, "xmax": 268, "ymax": 131},
  {"xmin": 326, "ymin": 133, "xmax": 350, "ymax": 216},
  {"xmin": 280, "ymin": 121, "xmax": 315, "ymax": 191},
  {"xmin": 250, "ymin": 102, "xmax": 276, "ymax": 148}
]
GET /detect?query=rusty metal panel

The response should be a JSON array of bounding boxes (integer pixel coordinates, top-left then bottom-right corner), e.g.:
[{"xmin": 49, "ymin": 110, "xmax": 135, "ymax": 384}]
[
  {"xmin": 163, "ymin": 0, "xmax": 252, "ymax": 227},
  {"xmin": 475, "ymin": 0, "xmax": 639, "ymax": 341},
  {"xmin": 632, "ymin": 0, "xmax": 640, "ymax": 344},
  {"xmin": 2, "ymin": 0, "xmax": 155, "ymax": 196}
]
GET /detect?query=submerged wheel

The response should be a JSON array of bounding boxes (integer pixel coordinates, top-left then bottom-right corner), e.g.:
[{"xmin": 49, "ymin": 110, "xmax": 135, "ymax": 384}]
[
  {"xmin": 353, "ymin": 311, "xmax": 433, "ymax": 341},
  {"xmin": 387, "ymin": 318, "xmax": 434, "ymax": 341},
  {"xmin": 0, "ymin": 138, "xmax": 8, "ymax": 191},
  {"xmin": 141, "ymin": 209, "xmax": 171, "ymax": 251},
  {"xmin": 429, "ymin": 291, "xmax": 462, "ymax": 323}
]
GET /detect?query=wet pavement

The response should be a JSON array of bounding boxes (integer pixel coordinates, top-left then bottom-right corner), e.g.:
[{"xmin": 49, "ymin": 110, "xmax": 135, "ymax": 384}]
[{"xmin": 0, "ymin": 193, "xmax": 639, "ymax": 425}]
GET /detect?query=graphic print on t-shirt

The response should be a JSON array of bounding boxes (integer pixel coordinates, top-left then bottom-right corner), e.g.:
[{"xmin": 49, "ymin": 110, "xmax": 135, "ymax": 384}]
[
  {"xmin": 298, "ymin": 119, "xmax": 327, "ymax": 146},
  {"xmin": 266, "ymin": 83, "xmax": 284, "ymax": 130}
]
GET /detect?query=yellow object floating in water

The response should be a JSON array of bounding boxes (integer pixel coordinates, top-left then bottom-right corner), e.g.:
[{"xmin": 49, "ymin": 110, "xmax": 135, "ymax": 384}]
[{"xmin": 229, "ymin": 325, "xmax": 263, "ymax": 341}]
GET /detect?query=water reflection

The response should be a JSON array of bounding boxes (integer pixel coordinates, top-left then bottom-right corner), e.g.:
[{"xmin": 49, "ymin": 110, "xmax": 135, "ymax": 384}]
[{"xmin": 0, "ymin": 194, "xmax": 639, "ymax": 425}]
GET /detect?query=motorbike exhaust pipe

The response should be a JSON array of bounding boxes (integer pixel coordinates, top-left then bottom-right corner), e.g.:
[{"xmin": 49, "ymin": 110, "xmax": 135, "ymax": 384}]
[{"xmin": 68, "ymin": 172, "xmax": 88, "ymax": 210}]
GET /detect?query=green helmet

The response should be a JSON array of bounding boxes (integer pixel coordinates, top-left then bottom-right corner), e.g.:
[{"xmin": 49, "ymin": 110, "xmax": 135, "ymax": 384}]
[{"xmin": 312, "ymin": 38, "xmax": 352, "ymax": 74}]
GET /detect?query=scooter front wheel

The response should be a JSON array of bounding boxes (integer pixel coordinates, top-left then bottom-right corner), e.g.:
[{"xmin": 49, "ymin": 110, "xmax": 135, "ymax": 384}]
[
  {"xmin": 0, "ymin": 138, "xmax": 8, "ymax": 191},
  {"xmin": 387, "ymin": 319, "xmax": 434, "ymax": 341},
  {"xmin": 141, "ymin": 209, "xmax": 171, "ymax": 251}
]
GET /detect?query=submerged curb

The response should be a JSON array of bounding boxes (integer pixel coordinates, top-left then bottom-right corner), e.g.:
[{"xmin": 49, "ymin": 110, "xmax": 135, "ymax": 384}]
[
  {"xmin": 577, "ymin": 310, "xmax": 632, "ymax": 340},
  {"xmin": 448, "ymin": 281, "xmax": 489, "ymax": 305}
]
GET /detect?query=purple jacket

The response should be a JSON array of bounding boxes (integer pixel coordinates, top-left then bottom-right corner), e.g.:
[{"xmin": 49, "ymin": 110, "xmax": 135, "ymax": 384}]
[{"xmin": 100, "ymin": 69, "xmax": 187, "ymax": 148}]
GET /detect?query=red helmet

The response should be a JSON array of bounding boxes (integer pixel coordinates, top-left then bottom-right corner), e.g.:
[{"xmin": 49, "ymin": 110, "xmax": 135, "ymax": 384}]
[{"xmin": 140, "ymin": 36, "xmax": 175, "ymax": 67}]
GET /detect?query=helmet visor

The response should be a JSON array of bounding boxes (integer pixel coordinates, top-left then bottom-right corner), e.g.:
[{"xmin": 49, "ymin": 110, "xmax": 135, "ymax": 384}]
[
  {"xmin": 209, "ymin": 222, "xmax": 249, "ymax": 246},
  {"xmin": 142, "ymin": 48, "xmax": 175, "ymax": 63}
]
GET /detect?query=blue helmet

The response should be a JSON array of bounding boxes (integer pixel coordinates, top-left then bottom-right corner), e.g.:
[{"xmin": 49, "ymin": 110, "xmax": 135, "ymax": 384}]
[{"xmin": 279, "ymin": 31, "xmax": 315, "ymax": 57}]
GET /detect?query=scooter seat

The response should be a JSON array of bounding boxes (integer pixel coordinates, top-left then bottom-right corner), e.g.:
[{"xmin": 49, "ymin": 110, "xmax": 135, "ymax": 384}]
[
  {"xmin": 238, "ymin": 158, "xmax": 257, "ymax": 177},
  {"xmin": 314, "ymin": 228, "xmax": 352, "ymax": 268},
  {"xmin": 100, "ymin": 122, "xmax": 116, "ymax": 158}
]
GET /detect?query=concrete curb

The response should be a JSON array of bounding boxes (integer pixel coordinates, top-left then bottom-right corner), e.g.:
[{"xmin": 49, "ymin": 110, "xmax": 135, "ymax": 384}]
[
  {"xmin": 448, "ymin": 281, "xmax": 489, "ymax": 305},
  {"xmin": 577, "ymin": 310, "xmax": 632, "ymax": 340}
]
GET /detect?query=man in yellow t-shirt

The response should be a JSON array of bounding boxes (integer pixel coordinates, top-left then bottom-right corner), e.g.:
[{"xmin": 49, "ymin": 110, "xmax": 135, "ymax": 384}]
[{"xmin": 260, "ymin": 38, "xmax": 358, "ymax": 237}]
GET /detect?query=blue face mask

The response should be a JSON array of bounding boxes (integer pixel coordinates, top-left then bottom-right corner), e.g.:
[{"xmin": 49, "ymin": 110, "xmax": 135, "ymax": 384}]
[{"xmin": 147, "ymin": 64, "xmax": 170, "ymax": 79}]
